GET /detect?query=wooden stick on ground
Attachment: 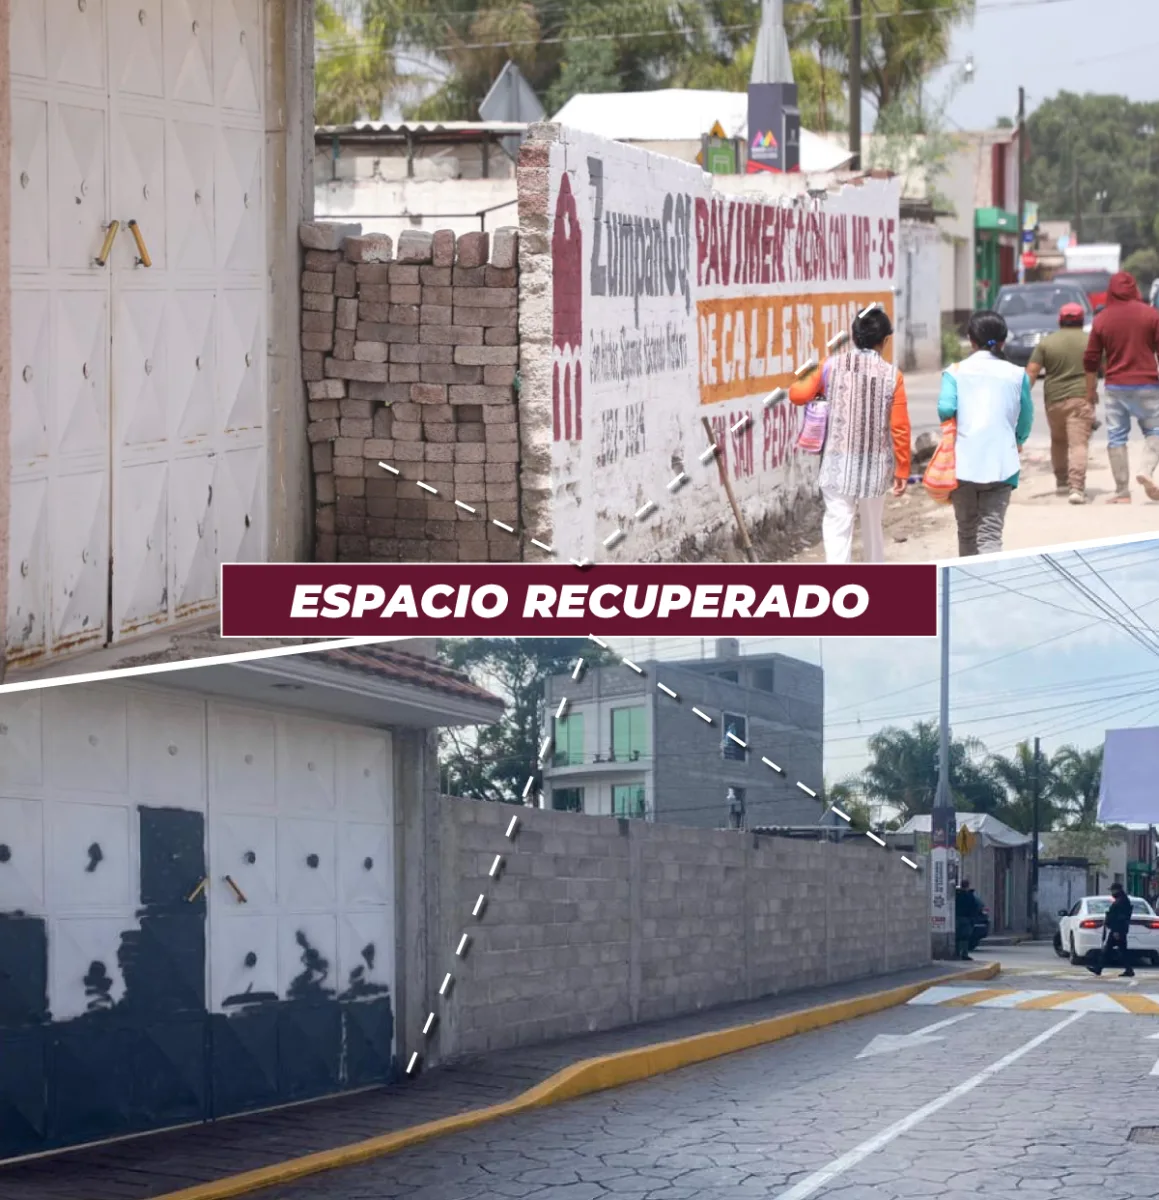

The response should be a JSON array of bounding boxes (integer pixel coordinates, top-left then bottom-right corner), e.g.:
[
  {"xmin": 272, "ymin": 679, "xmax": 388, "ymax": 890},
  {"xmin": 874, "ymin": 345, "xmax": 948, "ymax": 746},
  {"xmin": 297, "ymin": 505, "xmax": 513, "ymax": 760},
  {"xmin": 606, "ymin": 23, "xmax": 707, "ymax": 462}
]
[{"xmin": 700, "ymin": 416, "xmax": 759, "ymax": 564}]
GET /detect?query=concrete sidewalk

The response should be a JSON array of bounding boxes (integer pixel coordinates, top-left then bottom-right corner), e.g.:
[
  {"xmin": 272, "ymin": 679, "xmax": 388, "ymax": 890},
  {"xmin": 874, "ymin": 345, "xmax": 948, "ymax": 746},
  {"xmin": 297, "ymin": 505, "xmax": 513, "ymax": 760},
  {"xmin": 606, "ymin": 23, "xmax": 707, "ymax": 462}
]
[{"xmin": 0, "ymin": 963, "xmax": 984, "ymax": 1200}]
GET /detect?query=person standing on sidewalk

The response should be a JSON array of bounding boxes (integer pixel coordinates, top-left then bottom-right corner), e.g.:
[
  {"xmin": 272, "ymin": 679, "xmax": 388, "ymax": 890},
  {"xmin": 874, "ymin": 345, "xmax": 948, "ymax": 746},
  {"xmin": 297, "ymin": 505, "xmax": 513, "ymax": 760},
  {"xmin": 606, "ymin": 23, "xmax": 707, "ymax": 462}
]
[
  {"xmin": 1027, "ymin": 303, "xmax": 1096, "ymax": 505},
  {"xmin": 1082, "ymin": 271, "xmax": 1159, "ymax": 503},
  {"xmin": 955, "ymin": 879, "xmax": 981, "ymax": 961},
  {"xmin": 788, "ymin": 306, "xmax": 912, "ymax": 563},
  {"xmin": 1088, "ymin": 881, "xmax": 1135, "ymax": 978},
  {"xmin": 938, "ymin": 311, "xmax": 1034, "ymax": 556}
]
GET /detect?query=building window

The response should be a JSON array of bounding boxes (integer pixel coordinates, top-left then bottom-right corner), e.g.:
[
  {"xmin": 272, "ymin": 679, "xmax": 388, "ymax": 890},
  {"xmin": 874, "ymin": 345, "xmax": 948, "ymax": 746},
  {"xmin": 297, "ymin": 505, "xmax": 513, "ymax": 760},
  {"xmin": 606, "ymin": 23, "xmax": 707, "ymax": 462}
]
[
  {"xmin": 727, "ymin": 786, "xmax": 746, "ymax": 829},
  {"xmin": 611, "ymin": 706, "xmax": 646, "ymax": 761},
  {"xmin": 553, "ymin": 713, "xmax": 584, "ymax": 766},
  {"xmin": 612, "ymin": 783, "xmax": 647, "ymax": 819},
  {"xmin": 715, "ymin": 669, "xmax": 739, "ymax": 683},
  {"xmin": 753, "ymin": 667, "xmax": 774, "ymax": 693},
  {"xmin": 722, "ymin": 713, "xmax": 747, "ymax": 760},
  {"xmin": 552, "ymin": 788, "xmax": 584, "ymax": 813}
]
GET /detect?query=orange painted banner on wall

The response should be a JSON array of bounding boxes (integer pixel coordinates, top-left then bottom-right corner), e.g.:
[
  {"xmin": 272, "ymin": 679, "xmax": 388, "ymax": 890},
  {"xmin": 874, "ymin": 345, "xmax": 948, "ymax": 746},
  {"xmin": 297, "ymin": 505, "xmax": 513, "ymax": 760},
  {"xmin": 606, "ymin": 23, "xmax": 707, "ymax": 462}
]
[{"xmin": 697, "ymin": 291, "xmax": 895, "ymax": 405}]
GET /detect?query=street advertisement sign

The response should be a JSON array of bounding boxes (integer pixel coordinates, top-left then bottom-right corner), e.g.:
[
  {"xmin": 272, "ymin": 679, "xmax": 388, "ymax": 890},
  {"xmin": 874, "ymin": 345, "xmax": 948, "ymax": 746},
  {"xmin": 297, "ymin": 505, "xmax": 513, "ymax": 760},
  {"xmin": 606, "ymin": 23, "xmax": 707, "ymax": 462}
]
[
  {"xmin": 931, "ymin": 847, "xmax": 951, "ymax": 933},
  {"xmin": 746, "ymin": 82, "xmax": 800, "ymax": 174}
]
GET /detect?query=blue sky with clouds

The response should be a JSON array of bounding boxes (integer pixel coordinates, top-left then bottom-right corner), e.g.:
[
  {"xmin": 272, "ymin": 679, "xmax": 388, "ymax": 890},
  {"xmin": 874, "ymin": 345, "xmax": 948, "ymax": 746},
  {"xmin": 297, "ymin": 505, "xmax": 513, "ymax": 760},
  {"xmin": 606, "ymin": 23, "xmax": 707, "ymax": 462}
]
[{"xmin": 615, "ymin": 537, "xmax": 1159, "ymax": 787}]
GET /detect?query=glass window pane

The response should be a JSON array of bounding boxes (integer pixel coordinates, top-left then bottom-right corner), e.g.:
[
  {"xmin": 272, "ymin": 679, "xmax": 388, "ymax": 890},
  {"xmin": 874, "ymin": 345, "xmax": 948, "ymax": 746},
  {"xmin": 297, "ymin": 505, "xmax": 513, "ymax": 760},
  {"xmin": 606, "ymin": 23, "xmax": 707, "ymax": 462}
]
[
  {"xmin": 612, "ymin": 783, "xmax": 646, "ymax": 819},
  {"xmin": 555, "ymin": 713, "xmax": 584, "ymax": 765},
  {"xmin": 611, "ymin": 706, "xmax": 645, "ymax": 760}
]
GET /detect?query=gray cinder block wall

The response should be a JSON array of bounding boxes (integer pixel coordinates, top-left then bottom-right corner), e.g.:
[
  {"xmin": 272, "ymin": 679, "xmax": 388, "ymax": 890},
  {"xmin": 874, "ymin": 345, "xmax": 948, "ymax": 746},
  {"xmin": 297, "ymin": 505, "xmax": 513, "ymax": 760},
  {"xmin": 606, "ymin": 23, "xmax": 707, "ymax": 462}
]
[{"xmin": 417, "ymin": 797, "xmax": 929, "ymax": 1063}]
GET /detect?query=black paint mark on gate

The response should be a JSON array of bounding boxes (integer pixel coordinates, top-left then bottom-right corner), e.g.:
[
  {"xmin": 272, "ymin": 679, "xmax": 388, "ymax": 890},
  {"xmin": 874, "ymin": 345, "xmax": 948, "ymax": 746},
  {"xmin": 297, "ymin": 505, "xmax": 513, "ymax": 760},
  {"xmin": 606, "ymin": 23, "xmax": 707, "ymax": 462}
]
[{"xmin": 0, "ymin": 806, "xmax": 396, "ymax": 1162}]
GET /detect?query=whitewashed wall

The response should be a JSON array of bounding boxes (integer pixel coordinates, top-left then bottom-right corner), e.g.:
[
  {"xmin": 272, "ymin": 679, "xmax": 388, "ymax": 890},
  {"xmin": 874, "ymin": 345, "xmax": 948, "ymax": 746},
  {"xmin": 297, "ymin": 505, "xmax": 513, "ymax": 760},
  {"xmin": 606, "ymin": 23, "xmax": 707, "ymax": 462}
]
[
  {"xmin": 897, "ymin": 221, "xmax": 942, "ymax": 372},
  {"xmin": 536, "ymin": 127, "xmax": 901, "ymax": 563}
]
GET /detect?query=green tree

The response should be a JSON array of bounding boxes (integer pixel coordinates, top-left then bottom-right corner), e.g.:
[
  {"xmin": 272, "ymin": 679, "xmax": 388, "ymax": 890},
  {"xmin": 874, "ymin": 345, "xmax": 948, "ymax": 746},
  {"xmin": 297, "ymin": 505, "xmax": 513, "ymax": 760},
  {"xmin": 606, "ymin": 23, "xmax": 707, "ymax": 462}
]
[
  {"xmin": 859, "ymin": 720, "xmax": 1004, "ymax": 821},
  {"xmin": 1025, "ymin": 93, "xmax": 1159, "ymax": 262},
  {"xmin": 1051, "ymin": 744, "xmax": 1104, "ymax": 828},
  {"xmin": 436, "ymin": 638, "xmax": 618, "ymax": 803},
  {"xmin": 987, "ymin": 740, "xmax": 1060, "ymax": 834},
  {"xmin": 825, "ymin": 777, "xmax": 874, "ymax": 831},
  {"xmin": 314, "ymin": 0, "xmax": 405, "ymax": 124},
  {"xmin": 1125, "ymin": 247, "xmax": 1159, "ymax": 294}
]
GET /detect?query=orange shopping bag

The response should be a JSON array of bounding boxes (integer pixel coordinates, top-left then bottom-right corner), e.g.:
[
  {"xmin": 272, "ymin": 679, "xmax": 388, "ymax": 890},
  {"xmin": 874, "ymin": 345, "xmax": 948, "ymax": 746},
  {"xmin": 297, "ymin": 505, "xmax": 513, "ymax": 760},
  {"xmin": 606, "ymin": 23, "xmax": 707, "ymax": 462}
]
[{"xmin": 922, "ymin": 418, "xmax": 958, "ymax": 504}]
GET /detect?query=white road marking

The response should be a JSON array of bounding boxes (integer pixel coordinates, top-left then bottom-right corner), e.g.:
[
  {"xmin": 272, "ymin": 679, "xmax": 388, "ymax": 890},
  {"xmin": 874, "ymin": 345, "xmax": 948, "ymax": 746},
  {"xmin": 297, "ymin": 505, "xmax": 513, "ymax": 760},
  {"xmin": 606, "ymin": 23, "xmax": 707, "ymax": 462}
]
[
  {"xmin": 907, "ymin": 985, "xmax": 990, "ymax": 1005},
  {"xmin": 771, "ymin": 1013, "xmax": 1084, "ymax": 1200},
  {"xmin": 856, "ymin": 1012, "xmax": 976, "ymax": 1059},
  {"xmin": 967, "ymin": 990, "xmax": 1047, "ymax": 1009}
]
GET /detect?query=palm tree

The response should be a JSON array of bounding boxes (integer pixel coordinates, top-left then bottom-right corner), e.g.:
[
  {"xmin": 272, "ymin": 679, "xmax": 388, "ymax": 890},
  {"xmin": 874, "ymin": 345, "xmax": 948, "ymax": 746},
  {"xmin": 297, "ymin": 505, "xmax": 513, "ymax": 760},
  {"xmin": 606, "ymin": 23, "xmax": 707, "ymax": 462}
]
[
  {"xmin": 315, "ymin": 0, "xmax": 405, "ymax": 125},
  {"xmin": 1052, "ymin": 744, "xmax": 1104, "ymax": 829},
  {"xmin": 988, "ymin": 741, "xmax": 1060, "ymax": 834},
  {"xmin": 860, "ymin": 720, "xmax": 1003, "ymax": 822}
]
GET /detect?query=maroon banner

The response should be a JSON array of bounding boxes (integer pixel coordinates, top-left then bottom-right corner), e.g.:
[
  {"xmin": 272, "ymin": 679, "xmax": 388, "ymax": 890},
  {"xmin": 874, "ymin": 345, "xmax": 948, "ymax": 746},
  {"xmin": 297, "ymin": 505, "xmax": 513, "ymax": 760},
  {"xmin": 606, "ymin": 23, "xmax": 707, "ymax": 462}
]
[{"xmin": 220, "ymin": 564, "xmax": 937, "ymax": 638}]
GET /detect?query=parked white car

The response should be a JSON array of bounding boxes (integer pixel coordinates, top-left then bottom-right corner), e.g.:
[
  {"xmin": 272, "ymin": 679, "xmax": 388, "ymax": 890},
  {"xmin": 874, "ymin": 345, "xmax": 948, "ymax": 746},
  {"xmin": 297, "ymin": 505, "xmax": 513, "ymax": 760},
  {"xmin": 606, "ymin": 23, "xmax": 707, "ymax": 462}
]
[{"xmin": 1054, "ymin": 895, "xmax": 1159, "ymax": 966}]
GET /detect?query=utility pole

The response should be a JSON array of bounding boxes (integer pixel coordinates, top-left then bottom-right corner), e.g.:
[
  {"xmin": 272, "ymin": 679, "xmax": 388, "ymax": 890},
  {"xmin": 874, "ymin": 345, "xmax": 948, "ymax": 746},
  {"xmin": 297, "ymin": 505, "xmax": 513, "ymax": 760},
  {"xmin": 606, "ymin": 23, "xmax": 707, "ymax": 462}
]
[
  {"xmin": 849, "ymin": 0, "xmax": 862, "ymax": 171},
  {"xmin": 1016, "ymin": 86, "xmax": 1027, "ymax": 284},
  {"xmin": 1072, "ymin": 161, "xmax": 1083, "ymax": 243},
  {"xmin": 1030, "ymin": 736, "xmax": 1041, "ymax": 939},
  {"xmin": 931, "ymin": 567, "xmax": 957, "ymax": 960}
]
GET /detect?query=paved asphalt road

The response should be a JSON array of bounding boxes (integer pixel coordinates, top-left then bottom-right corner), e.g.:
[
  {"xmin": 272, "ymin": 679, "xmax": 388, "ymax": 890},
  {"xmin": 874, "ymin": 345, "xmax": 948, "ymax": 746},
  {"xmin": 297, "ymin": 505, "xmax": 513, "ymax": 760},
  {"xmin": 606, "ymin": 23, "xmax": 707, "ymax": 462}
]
[{"xmin": 252, "ymin": 943, "xmax": 1159, "ymax": 1200}]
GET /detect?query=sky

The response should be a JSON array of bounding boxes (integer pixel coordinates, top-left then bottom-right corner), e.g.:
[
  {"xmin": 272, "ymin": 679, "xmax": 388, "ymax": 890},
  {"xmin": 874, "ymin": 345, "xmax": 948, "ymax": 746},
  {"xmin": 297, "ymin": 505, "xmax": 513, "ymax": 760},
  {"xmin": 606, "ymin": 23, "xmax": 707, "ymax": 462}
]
[
  {"xmin": 612, "ymin": 536, "xmax": 1159, "ymax": 788},
  {"xmin": 926, "ymin": 0, "xmax": 1157, "ymax": 130}
]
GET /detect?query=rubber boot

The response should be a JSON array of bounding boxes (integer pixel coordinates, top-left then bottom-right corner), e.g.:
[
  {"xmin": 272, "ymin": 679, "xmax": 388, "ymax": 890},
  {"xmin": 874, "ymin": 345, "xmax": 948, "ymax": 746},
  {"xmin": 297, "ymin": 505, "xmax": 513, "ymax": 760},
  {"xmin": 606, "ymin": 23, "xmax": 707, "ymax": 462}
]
[
  {"xmin": 1136, "ymin": 436, "xmax": 1159, "ymax": 501},
  {"xmin": 1108, "ymin": 445, "xmax": 1131, "ymax": 502}
]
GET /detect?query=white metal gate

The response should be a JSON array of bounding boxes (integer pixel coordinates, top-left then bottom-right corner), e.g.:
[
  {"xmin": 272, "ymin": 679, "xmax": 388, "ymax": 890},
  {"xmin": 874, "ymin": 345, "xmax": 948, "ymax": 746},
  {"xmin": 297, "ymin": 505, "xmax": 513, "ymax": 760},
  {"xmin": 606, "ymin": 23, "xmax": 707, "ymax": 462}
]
[{"xmin": 8, "ymin": 0, "xmax": 268, "ymax": 668}]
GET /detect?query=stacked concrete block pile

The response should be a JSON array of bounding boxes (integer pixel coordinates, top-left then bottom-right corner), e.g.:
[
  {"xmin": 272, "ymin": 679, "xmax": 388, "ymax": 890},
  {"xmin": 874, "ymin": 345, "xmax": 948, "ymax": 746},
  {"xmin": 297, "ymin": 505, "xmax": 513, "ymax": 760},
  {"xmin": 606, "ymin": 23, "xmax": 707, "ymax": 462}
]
[{"xmin": 299, "ymin": 222, "xmax": 523, "ymax": 561}]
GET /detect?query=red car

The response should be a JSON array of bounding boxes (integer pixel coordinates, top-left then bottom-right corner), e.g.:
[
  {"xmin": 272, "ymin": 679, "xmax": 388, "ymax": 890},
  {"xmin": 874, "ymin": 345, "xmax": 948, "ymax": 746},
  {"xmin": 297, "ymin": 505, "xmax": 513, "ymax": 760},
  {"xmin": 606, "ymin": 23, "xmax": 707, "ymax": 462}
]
[{"xmin": 1054, "ymin": 270, "xmax": 1112, "ymax": 311}]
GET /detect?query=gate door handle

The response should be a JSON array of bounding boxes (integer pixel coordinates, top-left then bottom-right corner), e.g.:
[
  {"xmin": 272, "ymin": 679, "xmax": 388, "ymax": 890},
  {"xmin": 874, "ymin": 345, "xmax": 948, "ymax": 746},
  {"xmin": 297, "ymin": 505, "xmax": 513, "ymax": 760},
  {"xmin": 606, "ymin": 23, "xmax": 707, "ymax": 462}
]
[
  {"xmin": 186, "ymin": 877, "xmax": 208, "ymax": 902},
  {"xmin": 94, "ymin": 220, "xmax": 120, "ymax": 267},
  {"xmin": 224, "ymin": 874, "xmax": 248, "ymax": 904},
  {"xmin": 128, "ymin": 219, "xmax": 152, "ymax": 267}
]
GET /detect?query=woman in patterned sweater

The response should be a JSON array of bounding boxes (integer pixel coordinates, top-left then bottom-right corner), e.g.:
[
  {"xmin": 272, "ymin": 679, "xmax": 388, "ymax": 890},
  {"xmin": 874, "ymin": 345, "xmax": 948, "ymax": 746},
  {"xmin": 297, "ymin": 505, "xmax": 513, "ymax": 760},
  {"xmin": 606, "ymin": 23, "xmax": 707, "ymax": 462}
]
[{"xmin": 789, "ymin": 307, "xmax": 912, "ymax": 563}]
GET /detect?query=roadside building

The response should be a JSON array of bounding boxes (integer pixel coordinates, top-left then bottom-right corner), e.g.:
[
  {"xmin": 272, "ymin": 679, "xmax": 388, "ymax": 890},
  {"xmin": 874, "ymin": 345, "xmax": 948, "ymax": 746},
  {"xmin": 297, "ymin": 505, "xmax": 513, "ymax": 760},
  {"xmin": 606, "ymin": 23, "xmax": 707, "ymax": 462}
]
[
  {"xmin": 0, "ymin": 644, "xmax": 503, "ymax": 1158},
  {"xmin": 890, "ymin": 811, "xmax": 1032, "ymax": 936},
  {"xmin": 541, "ymin": 639, "xmax": 824, "ymax": 829}
]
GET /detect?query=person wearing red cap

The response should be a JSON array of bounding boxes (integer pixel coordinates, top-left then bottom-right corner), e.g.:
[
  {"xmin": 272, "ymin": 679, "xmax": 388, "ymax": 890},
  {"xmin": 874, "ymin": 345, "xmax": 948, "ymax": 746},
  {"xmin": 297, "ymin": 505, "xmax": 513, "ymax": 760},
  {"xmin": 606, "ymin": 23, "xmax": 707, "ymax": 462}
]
[
  {"xmin": 1083, "ymin": 271, "xmax": 1159, "ymax": 502},
  {"xmin": 1027, "ymin": 302, "xmax": 1095, "ymax": 504}
]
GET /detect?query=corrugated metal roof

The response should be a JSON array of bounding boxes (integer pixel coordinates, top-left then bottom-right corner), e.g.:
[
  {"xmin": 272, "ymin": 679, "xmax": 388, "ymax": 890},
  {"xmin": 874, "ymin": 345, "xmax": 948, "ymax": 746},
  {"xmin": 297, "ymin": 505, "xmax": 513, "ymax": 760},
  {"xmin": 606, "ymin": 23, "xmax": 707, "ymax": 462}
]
[
  {"xmin": 894, "ymin": 812, "xmax": 1032, "ymax": 847},
  {"xmin": 550, "ymin": 90, "xmax": 854, "ymax": 173},
  {"xmin": 317, "ymin": 120, "xmax": 528, "ymax": 137}
]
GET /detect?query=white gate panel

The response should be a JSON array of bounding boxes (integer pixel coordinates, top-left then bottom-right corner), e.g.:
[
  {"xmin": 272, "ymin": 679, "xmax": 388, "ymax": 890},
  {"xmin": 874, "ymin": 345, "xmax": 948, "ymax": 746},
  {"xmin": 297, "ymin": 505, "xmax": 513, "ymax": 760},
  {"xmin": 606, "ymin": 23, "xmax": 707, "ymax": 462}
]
[
  {"xmin": 216, "ymin": 128, "xmax": 262, "ymax": 272},
  {"xmin": 52, "ymin": 102, "xmax": 108, "ymax": 270},
  {"xmin": 276, "ymin": 818, "xmax": 337, "ymax": 910},
  {"xmin": 216, "ymin": 444, "xmax": 265, "ymax": 564},
  {"xmin": 111, "ymin": 110, "xmax": 166, "ymax": 271},
  {"xmin": 109, "ymin": 0, "xmax": 164, "ymax": 99},
  {"xmin": 217, "ymin": 289, "xmax": 263, "ymax": 433},
  {"xmin": 114, "ymin": 462, "xmax": 170, "ymax": 635},
  {"xmin": 170, "ymin": 290, "xmax": 216, "ymax": 440},
  {"xmin": 277, "ymin": 719, "xmax": 337, "ymax": 813},
  {"xmin": 170, "ymin": 452, "xmax": 219, "ymax": 617},
  {"xmin": 211, "ymin": 913, "xmax": 278, "ymax": 1009},
  {"xmin": 209, "ymin": 705, "xmax": 276, "ymax": 810},
  {"xmin": 51, "ymin": 466, "xmax": 110, "ymax": 651},
  {"xmin": 163, "ymin": 0, "xmax": 215, "ymax": 107},
  {"xmin": 214, "ymin": 0, "xmax": 262, "ymax": 113},
  {"xmin": 42, "ymin": 684, "xmax": 129, "ymax": 795},
  {"xmin": 47, "ymin": 800, "xmax": 133, "ymax": 911},
  {"xmin": 50, "ymin": 916, "xmax": 131, "ymax": 1020},
  {"xmin": 341, "ymin": 823, "xmax": 391, "ymax": 908},
  {"xmin": 0, "ymin": 691, "xmax": 44, "ymax": 790},
  {"xmin": 127, "ymin": 691, "xmax": 206, "ymax": 808},
  {"xmin": 10, "ymin": 290, "xmax": 50, "ymax": 464},
  {"xmin": 167, "ymin": 119, "xmax": 216, "ymax": 269},
  {"xmin": 338, "ymin": 912, "xmax": 393, "ymax": 995},
  {"xmin": 0, "ymin": 798, "xmax": 46, "ymax": 911},
  {"xmin": 338, "ymin": 731, "xmax": 394, "ymax": 817},
  {"xmin": 11, "ymin": 98, "xmax": 49, "ymax": 269},
  {"xmin": 211, "ymin": 813, "xmax": 277, "ymax": 909},
  {"xmin": 11, "ymin": 0, "xmax": 48, "ymax": 81},
  {"xmin": 47, "ymin": 0, "xmax": 107, "ymax": 90},
  {"xmin": 6, "ymin": 479, "xmax": 49, "ymax": 662}
]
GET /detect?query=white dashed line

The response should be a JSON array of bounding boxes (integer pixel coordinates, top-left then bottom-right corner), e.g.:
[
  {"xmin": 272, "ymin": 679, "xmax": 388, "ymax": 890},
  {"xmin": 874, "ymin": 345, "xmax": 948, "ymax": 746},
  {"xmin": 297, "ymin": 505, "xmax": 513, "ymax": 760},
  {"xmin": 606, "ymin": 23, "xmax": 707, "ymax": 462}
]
[
  {"xmin": 417, "ymin": 481, "xmax": 438, "ymax": 495},
  {"xmin": 455, "ymin": 934, "xmax": 470, "ymax": 957},
  {"xmin": 796, "ymin": 782, "xmax": 818, "ymax": 798},
  {"xmin": 691, "ymin": 707, "xmax": 713, "ymax": 724},
  {"xmin": 658, "ymin": 682, "xmax": 679, "ymax": 699},
  {"xmin": 472, "ymin": 894, "xmax": 486, "ymax": 918},
  {"xmin": 455, "ymin": 500, "xmax": 477, "ymax": 514}
]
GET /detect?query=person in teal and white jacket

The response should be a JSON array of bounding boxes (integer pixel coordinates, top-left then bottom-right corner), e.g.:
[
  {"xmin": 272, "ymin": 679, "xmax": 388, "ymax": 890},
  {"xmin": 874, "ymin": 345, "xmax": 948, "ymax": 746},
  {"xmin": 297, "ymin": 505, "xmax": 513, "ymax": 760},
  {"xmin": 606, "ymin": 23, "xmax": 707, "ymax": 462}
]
[{"xmin": 938, "ymin": 311, "xmax": 1035, "ymax": 556}]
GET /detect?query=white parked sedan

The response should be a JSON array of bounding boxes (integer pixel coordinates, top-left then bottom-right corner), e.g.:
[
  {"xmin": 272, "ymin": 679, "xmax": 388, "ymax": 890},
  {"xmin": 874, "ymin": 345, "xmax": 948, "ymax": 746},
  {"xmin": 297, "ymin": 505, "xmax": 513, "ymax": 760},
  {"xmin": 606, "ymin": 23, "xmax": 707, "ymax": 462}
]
[{"xmin": 1054, "ymin": 895, "xmax": 1159, "ymax": 966}]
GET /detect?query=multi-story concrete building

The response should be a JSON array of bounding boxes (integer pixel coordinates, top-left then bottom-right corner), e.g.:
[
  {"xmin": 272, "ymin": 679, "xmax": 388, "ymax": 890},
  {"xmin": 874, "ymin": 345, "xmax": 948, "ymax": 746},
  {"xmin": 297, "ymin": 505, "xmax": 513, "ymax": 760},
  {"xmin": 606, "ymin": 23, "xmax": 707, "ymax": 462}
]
[{"xmin": 541, "ymin": 640, "xmax": 824, "ymax": 830}]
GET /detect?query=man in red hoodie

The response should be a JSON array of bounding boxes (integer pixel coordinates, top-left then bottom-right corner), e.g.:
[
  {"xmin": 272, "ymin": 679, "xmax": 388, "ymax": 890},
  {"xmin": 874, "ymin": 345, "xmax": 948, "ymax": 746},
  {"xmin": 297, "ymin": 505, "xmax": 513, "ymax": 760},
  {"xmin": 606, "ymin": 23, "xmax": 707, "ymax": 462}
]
[{"xmin": 1083, "ymin": 271, "xmax": 1159, "ymax": 502}]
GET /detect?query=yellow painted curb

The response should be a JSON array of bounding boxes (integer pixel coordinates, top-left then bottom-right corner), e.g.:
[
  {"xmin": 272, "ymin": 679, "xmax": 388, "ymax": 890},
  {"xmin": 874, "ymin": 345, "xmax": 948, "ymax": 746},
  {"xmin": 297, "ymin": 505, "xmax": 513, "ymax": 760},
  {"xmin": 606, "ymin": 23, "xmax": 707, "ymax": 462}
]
[{"xmin": 151, "ymin": 962, "xmax": 1001, "ymax": 1200}]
